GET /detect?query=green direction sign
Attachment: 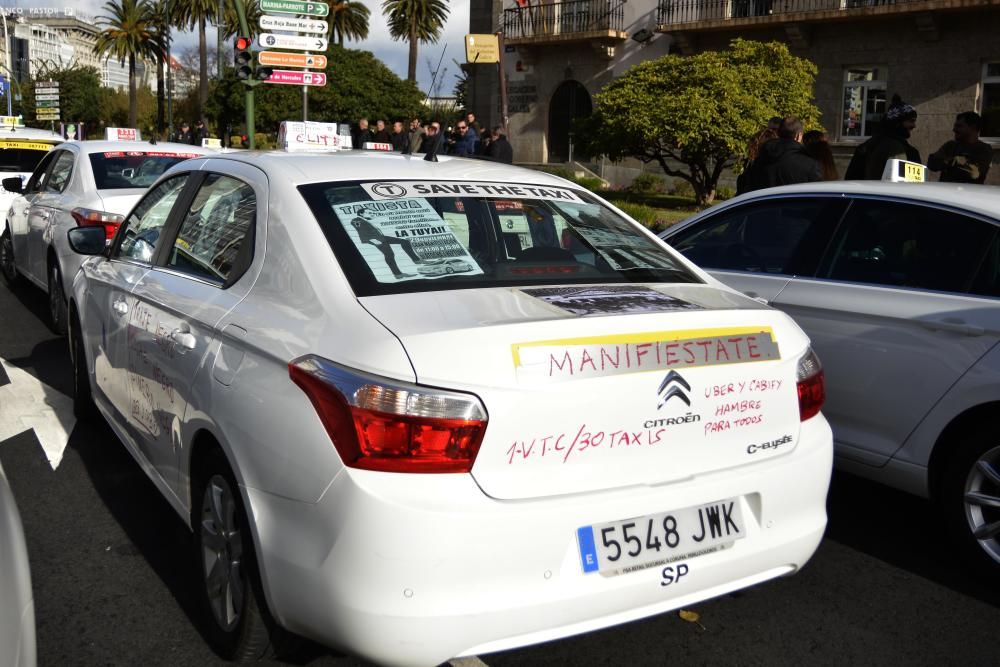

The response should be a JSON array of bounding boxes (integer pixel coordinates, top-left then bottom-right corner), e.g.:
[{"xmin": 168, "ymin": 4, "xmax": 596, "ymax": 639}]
[
  {"xmin": 36, "ymin": 100, "xmax": 60, "ymax": 108},
  {"xmin": 259, "ymin": 0, "xmax": 329, "ymax": 17}
]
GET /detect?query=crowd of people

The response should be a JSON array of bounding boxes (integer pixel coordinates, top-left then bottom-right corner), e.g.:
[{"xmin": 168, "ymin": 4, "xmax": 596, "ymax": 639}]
[
  {"xmin": 350, "ymin": 111, "xmax": 514, "ymax": 163},
  {"xmin": 738, "ymin": 96, "xmax": 992, "ymax": 195}
]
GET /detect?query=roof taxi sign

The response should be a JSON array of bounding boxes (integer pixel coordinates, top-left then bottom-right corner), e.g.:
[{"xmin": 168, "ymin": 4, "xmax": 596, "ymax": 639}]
[
  {"xmin": 278, "ymin": 120, "xmax": 352, "ymax": 152},
  {"xmin": 106, "ymin": 127, "xmax": 141, "ymax": 141},
  {"xmin": 882, "ymin": 158, "xmax": 926, "ymax": 183}
]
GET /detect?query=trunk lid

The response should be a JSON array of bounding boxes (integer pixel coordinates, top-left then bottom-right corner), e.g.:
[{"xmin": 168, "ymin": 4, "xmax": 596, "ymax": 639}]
[{"xmin": 360, "ymin": 283, "xmax": 810, "ymax": 500}]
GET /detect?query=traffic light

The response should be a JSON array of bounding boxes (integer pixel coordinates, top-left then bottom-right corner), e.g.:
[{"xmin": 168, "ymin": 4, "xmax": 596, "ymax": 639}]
[
  {"xmin": 240, "ymin": 134, "xmax": 250, "ymax": 148},
  {"xmin": 255, "ymin": 67, "xmax": 273, "ymax": 82},
  {"xmin": 234, "ymin": 36, "xmax": 252, "ymax": 80}
]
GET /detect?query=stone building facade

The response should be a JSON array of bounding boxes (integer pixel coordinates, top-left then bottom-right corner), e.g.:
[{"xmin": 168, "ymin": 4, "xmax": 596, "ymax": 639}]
[{"xmin": 469, "ymin": 0, "xmax": 1000, "ymax": 185}]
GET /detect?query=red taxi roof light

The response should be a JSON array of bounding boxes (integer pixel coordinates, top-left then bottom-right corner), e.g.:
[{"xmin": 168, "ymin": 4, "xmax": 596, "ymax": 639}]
[
  {"xmin": 289, "ymin": 356, "xmax": 488, "ymax": 473},
  {"xmin": 796, "ymin": 348, "xmax": 825, "ymax": 422},
  {"xmin": 71, "ymin": 207, "xmax": 124, "ymax": 241}
]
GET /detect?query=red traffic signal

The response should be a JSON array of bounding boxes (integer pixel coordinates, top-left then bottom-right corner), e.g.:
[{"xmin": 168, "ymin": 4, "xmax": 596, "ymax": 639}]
[{"xmin": 234, "ymin": 36, "xmax": 252, "ymax": 78}]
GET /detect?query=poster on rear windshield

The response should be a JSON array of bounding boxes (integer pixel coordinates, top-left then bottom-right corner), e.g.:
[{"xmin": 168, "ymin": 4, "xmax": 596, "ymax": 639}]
[{"xmin": 333, "ymin": 198, "xmax": 484, "ymax": 282}]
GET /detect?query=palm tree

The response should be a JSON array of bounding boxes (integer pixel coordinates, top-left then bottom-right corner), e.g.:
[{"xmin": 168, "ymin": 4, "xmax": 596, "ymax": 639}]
[
  {"xmin": 149, "ymin": 0, "xmax": 170, "ymax": 135},
  {"xmin": 95, "ymin": 0, "xmax": 163, "ymax": 128},
  {"xmin": 381, "ymin": 0, "xmax": 448, "ymax": 83},
  {"xmin": 220, "ymin": 0, "xmax": 262, "ymax": 41},
  {"xmin": 329, "ymin": 1, "xmax": 370, "ymax": 47},
  {"xmin": 172, "ymin": 0, "xmax": 217, "ymax": 121}
]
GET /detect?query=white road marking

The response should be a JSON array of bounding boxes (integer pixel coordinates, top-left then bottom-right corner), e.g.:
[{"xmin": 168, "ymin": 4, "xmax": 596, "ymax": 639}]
[
  {"xmin": 450, "ymin": 658, "xmax": 490, "ymax": 667},
  {"xmin": 0, "ymin": 357, "xmax": 74, "ymax": 469}
]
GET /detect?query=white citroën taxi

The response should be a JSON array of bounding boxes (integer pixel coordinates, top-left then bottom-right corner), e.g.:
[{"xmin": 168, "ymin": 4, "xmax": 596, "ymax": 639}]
[{"xmin": 66, "ymin": 147, "xmax": 832, "ymax": 666}]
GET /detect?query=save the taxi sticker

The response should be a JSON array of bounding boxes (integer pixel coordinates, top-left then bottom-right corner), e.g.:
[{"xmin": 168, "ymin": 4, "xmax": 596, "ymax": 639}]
[
  {"xmin": 361, "ymin": 181, "xmax": 584, "ymax": 203},
  {"xmin": 333, "ymin": 198, "xmax": 484, "ymax": 283},
  {"xmin": 512, "ymin": 327, "xmax": 780, "ymax": 383}
]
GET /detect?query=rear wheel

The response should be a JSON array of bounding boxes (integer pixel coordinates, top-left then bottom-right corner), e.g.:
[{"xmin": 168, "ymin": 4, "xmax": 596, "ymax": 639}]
[
  {"xmin": 70, "ymin": 312, "xmax": 96, "ymax": 420},
  {"xmin": 1, "ymin": 228, "xmax": 19, "ymax": 286},
  {"xmin": 943, "ymin": 434, "xmax": 1000, "ymax": 573},
  {"xmin": 48, "ymin": 262, "xmax": 67, "ymax": 335},
  {"xmin": 194, "ymin": 453, "xmax": 276, "ymax": 661}
]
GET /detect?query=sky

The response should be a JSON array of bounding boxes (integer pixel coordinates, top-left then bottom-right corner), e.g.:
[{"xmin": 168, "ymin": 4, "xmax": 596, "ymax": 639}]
[{"xmin": 3, "ymin": 0, "xmax": 470, "ymax": 94}]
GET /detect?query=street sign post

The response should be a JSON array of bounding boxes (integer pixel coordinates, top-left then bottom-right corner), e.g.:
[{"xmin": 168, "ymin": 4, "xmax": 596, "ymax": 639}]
[
  {"xmin": 35, "ymin": 94, "xmax": 60, "ymax": 101},
  {"xmin": 260, "ymin": 15, "xmax": 328, "ymax": 33},
  {"xmin": 258, "ymin": 51, "xmax": 327, "ymax": 68},
  {"xmin": 255, "ymin": 33, "xmax": 328, "ymax": 52},
  {"xmin": 259, "ymin": 0, "xmax": 329, "ymax": 16},
  {"xmin": 262, "ymin": 70, "xmax": 327, "ymax": 86}
]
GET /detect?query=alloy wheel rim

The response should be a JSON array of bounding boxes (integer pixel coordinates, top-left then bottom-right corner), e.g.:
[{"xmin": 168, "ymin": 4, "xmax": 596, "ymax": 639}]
[
  {"xmin": 200, "ymin": 475, "xmax": 245, "ymax": 631},
  {"xmin": 964, "ymin": 444, "xmax": 1000, "ymax": 564}
]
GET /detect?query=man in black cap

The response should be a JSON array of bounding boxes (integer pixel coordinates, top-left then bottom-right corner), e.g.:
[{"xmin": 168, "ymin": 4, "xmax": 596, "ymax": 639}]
[{"xmin": 845, "ymin": 95, "xmax": 921, "ymax": 180}]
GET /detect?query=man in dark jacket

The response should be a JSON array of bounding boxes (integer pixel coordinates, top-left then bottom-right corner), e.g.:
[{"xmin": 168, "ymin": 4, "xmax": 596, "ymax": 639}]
[
  {"xmin": 845, "ymin": 95, "xmax": 921, "ymax": 180},
  {"xmin": 192, "ymin": 119, "xmax": 208, "ymax": 146},
  {"xmin": 742, "ymin": 116, "xmax": 821, "ymax": 191},
  {"xmin": 484, "ymin": 126, "xmax": 513, "ymax": 164}
]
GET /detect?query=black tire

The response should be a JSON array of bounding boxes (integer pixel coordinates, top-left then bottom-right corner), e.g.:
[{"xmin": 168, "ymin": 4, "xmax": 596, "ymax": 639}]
[
  {"xmin": 1, "ymin": 227, "xmax": 19, "ymax": 286},
  {"xmin": 70, "ymin": 312, "xmax": 96, "ymax": 421},
  {"xmin": 193, "ymin": 453, "xmax": 277, "ymax": 661},
  {"xmin": 48, "ymin": 261, "xmax": 67, "ymax": 335},
  {"xmin": 941, "ymin": 433, "xmax": 1000, "ymax": 574}
]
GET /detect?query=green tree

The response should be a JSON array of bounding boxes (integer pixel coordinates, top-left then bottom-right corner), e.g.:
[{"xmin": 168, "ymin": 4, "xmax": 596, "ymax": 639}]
[
  {"xmin": 172, "ymin": 0, "xmax": 217, "ymax": 121},
  {"xmin": 220, "ymin": 0, "xmax": 262, "ymax": 41},
  {"xmin": 329, "ymin": 1, "xmax": 370, "ymax": 47},
  {"xmin": 381, "ymin": 0, "xmax": 448, "ymax": 83},
  {"xmin": 94, "ymin": 0, "xmax": 163, "ymax": 128},
  {"xmin": 576, "ymin": 39, "xmax": 822, "ymax": 205},
  {"xmin": 22, "ymin": 67, "xmax": 104, "ymax": 130},
  {"xmin": 207, "ymin": 45, "xmax": 424, "ymax": 136}
]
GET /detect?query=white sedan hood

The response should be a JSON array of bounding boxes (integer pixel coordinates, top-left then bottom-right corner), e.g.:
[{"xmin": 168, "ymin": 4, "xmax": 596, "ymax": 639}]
[{"xmin": 360, "ymin": 283, "xmax": 811, "ymax": 500}]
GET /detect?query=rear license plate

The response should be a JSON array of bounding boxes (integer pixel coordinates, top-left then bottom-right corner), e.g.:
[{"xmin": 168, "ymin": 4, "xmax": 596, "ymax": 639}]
[{"xmin": 577, "ymin": 498, "xmax": 745, "ymax": 575}]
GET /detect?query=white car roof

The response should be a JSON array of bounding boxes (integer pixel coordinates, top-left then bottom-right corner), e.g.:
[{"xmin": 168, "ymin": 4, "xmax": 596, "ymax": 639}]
[
  {"xmin": 0, "ymin": 126, "xmax": 63, "ymax": 142},
  {"xmin": 715, "ymin": 180, "xmax": 1000, "ymax": 222},
  {"xmin": 64, "ymin": 140, "xmax": 217, "ymax": 155},
  {"xmin": 202, "ymin": 150, "xmax": 580, "ymax": 189}
]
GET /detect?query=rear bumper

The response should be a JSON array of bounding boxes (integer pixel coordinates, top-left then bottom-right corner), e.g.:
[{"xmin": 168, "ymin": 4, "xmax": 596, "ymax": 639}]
[{"xmin": 247, "ymin": 415, "xmax": 832, "ymax": 667}]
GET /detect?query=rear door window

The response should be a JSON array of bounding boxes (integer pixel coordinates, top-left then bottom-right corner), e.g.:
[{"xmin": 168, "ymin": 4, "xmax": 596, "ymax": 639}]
[
  {"xmin": 822, "ymin": 199, "xmax": 998, "ymax": 293},
  {"xmin": 115, "ymin": 176, "xmax": 190, "ymax": 263}
]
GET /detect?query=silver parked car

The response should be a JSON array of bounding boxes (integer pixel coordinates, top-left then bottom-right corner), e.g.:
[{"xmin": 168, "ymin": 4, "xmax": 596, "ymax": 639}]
[
  {"xmin": 0, "ymin": 459, "xmax": 36, "ymax": 667},
  {"xmin": 661, "ymin": 180, "xmax": 1000, "ymax": 569},
  {"xmin": 0, "ymin": 140, "xmax": 215, "ymax": 334}
]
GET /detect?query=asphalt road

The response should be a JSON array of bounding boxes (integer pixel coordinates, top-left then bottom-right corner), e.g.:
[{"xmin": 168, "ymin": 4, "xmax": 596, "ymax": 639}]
[{"xmin": 1, "ymin": 277, "xmax": 999, "ymax": 667}]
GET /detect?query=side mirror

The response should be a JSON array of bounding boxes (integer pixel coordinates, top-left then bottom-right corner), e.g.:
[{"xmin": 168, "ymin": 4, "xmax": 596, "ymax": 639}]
[
  {"xmin": 67, "ymin": 226, "xmax": 108, "ymax": 256},
  {"xmin": 1, "ymin": 176, "xmax": 23, "ymax": 194}
]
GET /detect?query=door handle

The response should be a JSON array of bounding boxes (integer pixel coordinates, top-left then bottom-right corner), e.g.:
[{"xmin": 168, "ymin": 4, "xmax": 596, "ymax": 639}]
[
  {"xmin": 917, "ymin": 318, "xmax": 985, "ymax": 336},
  {"xmin": 112, "ymin": 299, "xmax": 128, "ymax": 315},
  {"xmin": 170, "ymin": 329, "xmax": 197, "ymax": 350},
  {"xmin": 21, "ymin": 207, "xmax": 29, "ymax": 215}
]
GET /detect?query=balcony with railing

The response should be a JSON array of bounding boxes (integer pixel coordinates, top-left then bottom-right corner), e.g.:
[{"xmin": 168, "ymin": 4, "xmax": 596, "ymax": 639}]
[
  {"xmin": 502, "ymin": 0, "xmax": 628, "ymax": 46},
  {"xmin": 656, "ymin": 0, "xmax": 997, "ymax": 31}
]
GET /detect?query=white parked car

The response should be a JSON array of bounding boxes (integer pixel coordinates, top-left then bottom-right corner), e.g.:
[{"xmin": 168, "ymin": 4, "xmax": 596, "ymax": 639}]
[
  {"xmin": 67, "ymin": 151, "xmax": 832, "ymax": 666},
  {"xmin": 0, "ymin": 139, "xmax": 216, "ymax": 333},
  {"xmin": 661, "ymin": 180, "xmax": 1000, "ymax": 570},
  {"xmin": 0, "ymin": 123, "xmax": 62, "ymax": 221}
]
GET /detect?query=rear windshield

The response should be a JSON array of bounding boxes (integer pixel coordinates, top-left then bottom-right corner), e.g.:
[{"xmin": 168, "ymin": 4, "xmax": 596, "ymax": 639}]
[
  {"xmin": 0, "ymin": 145, "xmax": 54, "ymax": 172},
  {"xmin": 89, "ymin": 150, "xmax": 203, "ymax": 189},
  {"xmin": 298, "ymin": 179, "xmax": 700, "ymax": 296}
]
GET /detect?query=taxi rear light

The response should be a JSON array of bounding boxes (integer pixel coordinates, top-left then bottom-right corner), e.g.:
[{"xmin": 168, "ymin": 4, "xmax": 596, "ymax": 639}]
[
  {"xmin": 796, "ymin": 348, "xmax": 825, "ymax": 421},
  {"xmin": 71, "ymin": 207, "xmax": 124, "ymax": 241},
  {"xmin": 289, "ymin": 356, "xmax": 488, "ymax": 473}
]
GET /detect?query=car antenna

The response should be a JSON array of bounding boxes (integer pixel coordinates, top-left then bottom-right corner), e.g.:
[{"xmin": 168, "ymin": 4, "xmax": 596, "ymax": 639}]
[{"xmin": 423, "ymin": 136, "xmax": 439, "ymax": 163}]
